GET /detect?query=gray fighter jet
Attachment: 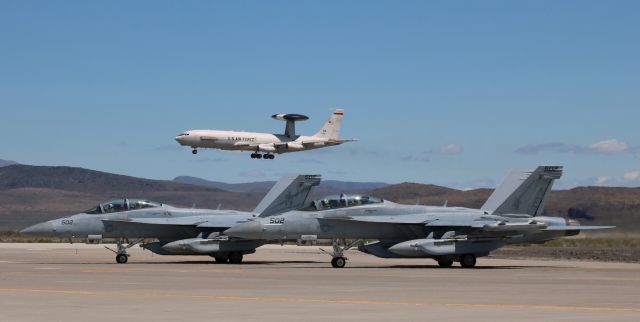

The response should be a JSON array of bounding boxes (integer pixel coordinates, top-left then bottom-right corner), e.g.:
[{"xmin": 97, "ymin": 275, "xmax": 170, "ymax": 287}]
[
  {"xmin": 21, "ymin": 175, "xmax": 321, "ymax": 264},
  {"xmin": 225, "ymin": 166, "xmax": 614, "ymax": 268}
]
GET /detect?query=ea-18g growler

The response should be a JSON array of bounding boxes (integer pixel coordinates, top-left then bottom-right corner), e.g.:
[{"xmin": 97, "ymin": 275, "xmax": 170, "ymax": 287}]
[{"xmin": 225, "ymin": 166, "xmax": 613, "ymax": 268}]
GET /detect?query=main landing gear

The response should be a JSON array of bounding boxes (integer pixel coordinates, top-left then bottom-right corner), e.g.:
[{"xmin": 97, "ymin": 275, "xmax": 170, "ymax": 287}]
[
  {"xmin": 436, "ymin": 257, "xmax": 454, "ymax": 268},
  {"xmin": 105, "ymin": 238, "xmax": 143, "ymax": 264},
  {"xmin": 434, "ymin": 254, "xmax": 476, "ymax": 268},
  {"xmin": 211, "ymin": 252, "xmax": 244, "ymax": 264},
  {"xmin": 192, "ymin": 149, "xmax": 198, "ymax": 155},
  {"xmin": 250, "ymin": 153, "xmax": 275, "ymax": 160},
  {"xmin": 459, "ymin": 254, "xmax": 477, "ymax": 268},
  {"xmin": 320, "ymin": 239, "xmax": 362, "ymax": 268}
]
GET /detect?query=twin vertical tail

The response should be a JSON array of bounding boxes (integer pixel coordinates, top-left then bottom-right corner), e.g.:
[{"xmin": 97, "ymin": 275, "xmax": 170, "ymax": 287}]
[
  {"xmin": 313, "ymin": 109, "xmax": 344, "ymax": 140},
  {"xmin": 481, "ymin": 166, "xmax": 563, "ymax": 216},
  {"xmin": 253, "ymin": 175, "xmax": 322, "ymax": 217}
]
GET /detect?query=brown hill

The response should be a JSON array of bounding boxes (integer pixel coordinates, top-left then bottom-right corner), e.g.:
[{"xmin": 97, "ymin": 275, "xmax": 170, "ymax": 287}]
[
  {"xmin": 369, "ymin": 183, "xmax": 491, "ymax": 208},
  {"xmin": 371, "ymin": 184, "xmax": 640, "ymax": 232},
  {"xmin": 0, "ymin": 165, "xmax": 262, "ymax": 229}
]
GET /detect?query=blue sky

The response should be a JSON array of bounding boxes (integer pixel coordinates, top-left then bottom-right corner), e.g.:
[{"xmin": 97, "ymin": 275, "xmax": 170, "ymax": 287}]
[{"xmin": 1, "ymin": 1, "xmax": 639, "ymax": 188}]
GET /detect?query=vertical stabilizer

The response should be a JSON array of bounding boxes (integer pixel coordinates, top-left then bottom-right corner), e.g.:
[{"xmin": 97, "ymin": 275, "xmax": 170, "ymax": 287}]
[
  {"xmin": 253, "ymin": 175, "xmax": 321, "ymax": 217},
  {"xmin": 481, "ymin": 166, "xmax": 562, "ymax": 216},
  {"xmin": 313, "ymin": 109, "xmax": 344, "ymax": 139}
]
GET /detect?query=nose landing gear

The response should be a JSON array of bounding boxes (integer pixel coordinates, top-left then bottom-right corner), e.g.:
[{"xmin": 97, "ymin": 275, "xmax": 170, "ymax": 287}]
[
  {"xmin": 320, "ymin": 238, "xmax": 362, "ymax": 268},
  {"xmin": 105, "ymin": 238, "xmax": 143, "ymax": 264},
  {"xmin": 192, "ymin": 149, "xmax": 198, "ymax": 155}
]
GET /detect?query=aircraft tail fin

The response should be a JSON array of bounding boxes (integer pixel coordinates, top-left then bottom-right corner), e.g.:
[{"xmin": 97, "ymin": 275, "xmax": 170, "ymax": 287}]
[
  {"xmin": 313, "ymin": 109, "xmax": 344, "ymax": 139},
  {"xmin": 253, "ymin": 175, "xmax": 321, "ymax": 217},
  {"xmin": 481, "ymin": 166, "xmax": 562, "ymax": 216}
]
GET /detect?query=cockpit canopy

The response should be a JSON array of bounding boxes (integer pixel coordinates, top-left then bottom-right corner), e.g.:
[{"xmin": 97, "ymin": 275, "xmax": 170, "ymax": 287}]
[
  {"xmin": 303, "ymin": 194, "xmax": 383, "ymax": 211},
  {"xmin": 84, "ymin": 199, "xmax": 164, "ymax": 214}
]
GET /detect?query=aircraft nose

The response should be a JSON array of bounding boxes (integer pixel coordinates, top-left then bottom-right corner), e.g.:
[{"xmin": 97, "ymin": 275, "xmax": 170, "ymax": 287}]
[
  {"xmin": 224, "ymin": 221, "xmax": 263, "ymax": 239},
  {"xmin": 20, "ymin": 221, "xmax": 55, "ymax": 236},
  {"xmin": 175, "ymin": 132, "xmax": 192, "ymax": 145}
]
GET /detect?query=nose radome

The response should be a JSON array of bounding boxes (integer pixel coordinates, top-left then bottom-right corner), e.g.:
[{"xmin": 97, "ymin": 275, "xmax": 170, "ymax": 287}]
[
  {"xmin": 224, "ymin": 221, "xmax": 263, "ymax": 239},
  {"xmin": 20, "ymin": 221, "xmax": 55, "ymax": 236}
]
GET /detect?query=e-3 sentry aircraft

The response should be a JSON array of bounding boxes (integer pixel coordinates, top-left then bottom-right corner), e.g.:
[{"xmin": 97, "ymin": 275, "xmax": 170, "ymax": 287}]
[
  {"xmin": 21, "ymin": 175, "xmax": 321, "ymax": 264},
  {"xmin": 175, "ymin": 109, "xmax": 357, "ymax": 159},
  {"xmin": 225, "ymin": 166, "xmax": 614, "ymax": 268}
]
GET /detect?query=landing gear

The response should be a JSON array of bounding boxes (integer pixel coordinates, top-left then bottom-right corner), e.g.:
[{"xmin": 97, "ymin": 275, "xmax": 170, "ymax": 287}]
[
  {"xmin": 105, "ymin": 238, "xmax": 143, "ymax": 264},
  {"xmin": 459, "ymin": 254, "xmax": 477, "ymax": 268},
  {"xmin": 212, "ymin": 253, "xmax": 229, "ymax": 263},
  {"xmin": 116, "ymin": 253, "xmax": 128, "ymax": 264},
  {"xmin": 250, "ymin": 153, "xmax": 274, "ymax": 159},
  {"xmin": 192, "ymin": 149, "xmax": 198, "ymax": 155},
  {"xmin": 228, "ymin": 252, "xmax": 244, "ymax": 264},
  {"xmin": 331, "ymin": 257, "xmax": 346, "ymax": 268},
  {"xmin": 211, "ymin": 252, "xmax": 243, "ymax": 264},
  {"xmin": 437, "ymin": 258, "xmax": 454, "ymax": 268},
  {"xmin": 320, "ymin": 238, "xmax": 361, "ymax": 268}
]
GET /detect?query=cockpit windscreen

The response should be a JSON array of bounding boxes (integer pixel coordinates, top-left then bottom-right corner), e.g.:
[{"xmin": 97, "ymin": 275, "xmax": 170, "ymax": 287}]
[
  {"xmin": 83, "ymin": 199, "xmax": 163, "ymax": 214},
  {"xmin": 302, "ymin": 194, "xmax": 383, "ymax": 211}
]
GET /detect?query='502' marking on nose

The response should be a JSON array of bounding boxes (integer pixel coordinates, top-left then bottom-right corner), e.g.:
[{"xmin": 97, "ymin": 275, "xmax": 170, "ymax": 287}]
[{"xmin": 269, "ymin": 218, "xmax": 285, "ymax": 224}]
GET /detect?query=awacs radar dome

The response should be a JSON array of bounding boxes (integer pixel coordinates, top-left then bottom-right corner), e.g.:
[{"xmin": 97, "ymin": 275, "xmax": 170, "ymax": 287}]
[{"xmin": 271, "ymin": 114, "xmax": 309, "ymax": 121}]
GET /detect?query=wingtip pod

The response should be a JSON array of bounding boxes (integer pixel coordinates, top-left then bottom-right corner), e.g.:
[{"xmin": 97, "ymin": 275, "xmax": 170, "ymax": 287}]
[{"xmin": 538, "ymin": 165, "xmax": 563, "ymax": 179}]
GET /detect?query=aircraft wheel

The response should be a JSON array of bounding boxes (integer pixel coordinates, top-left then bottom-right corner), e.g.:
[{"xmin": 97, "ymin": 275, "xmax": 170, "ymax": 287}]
[
  {"xmin": 331, "ymin": 257, "xmax": 346, "ymax": 268},
  {"xmin": 116, "ymin": 254, "xmax": 128, "ymax": 264},
  {"xmin": 192, "ymin": 149, "xmax": 198, "ymax": 155},
  {"xmin": 268, "ymin": 154, "xmax": 275, "ymax": 159},
  {"xmin": 212, "ymin": 254, "xmax": 229, "ymax": 263},
  {"xmin": 262, "ymin": 154, "xmax": 269, "ymax": 159},
  {"xmin": 459, "ymin": 254, "xmax": 476, "ymax": 268},
  {"xmin": 437, "ymin": 258, "xmax": 454, "ymax": 268},
  {"xmin": 256, "ymin": 154, "xmax": 262, "ymax": 159},
  {"xmin": 228, "ymin": 252, "xmax": 243, "ymax": 264}
]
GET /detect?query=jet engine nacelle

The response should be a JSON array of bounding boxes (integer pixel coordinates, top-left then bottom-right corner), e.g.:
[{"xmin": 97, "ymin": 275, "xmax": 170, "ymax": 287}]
[
  {"xmin": 258, "ymin": 144, "xmax": 276, "ymax": 152},
  {"xmin": 286, "ymin": 142, "xmax": 305, "ymax": 150}
]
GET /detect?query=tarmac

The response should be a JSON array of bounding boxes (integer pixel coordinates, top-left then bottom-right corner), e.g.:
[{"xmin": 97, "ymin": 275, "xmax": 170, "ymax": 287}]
[{"xmin": 0, "ymin": 243, "xmax": 638, "ymax": 322}]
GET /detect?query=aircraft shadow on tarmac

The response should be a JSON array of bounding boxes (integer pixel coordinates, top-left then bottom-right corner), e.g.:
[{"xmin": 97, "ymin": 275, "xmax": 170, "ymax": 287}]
[{"xmin": 33, "ymin": 260, "xmax": 566, "ymax": 269}]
